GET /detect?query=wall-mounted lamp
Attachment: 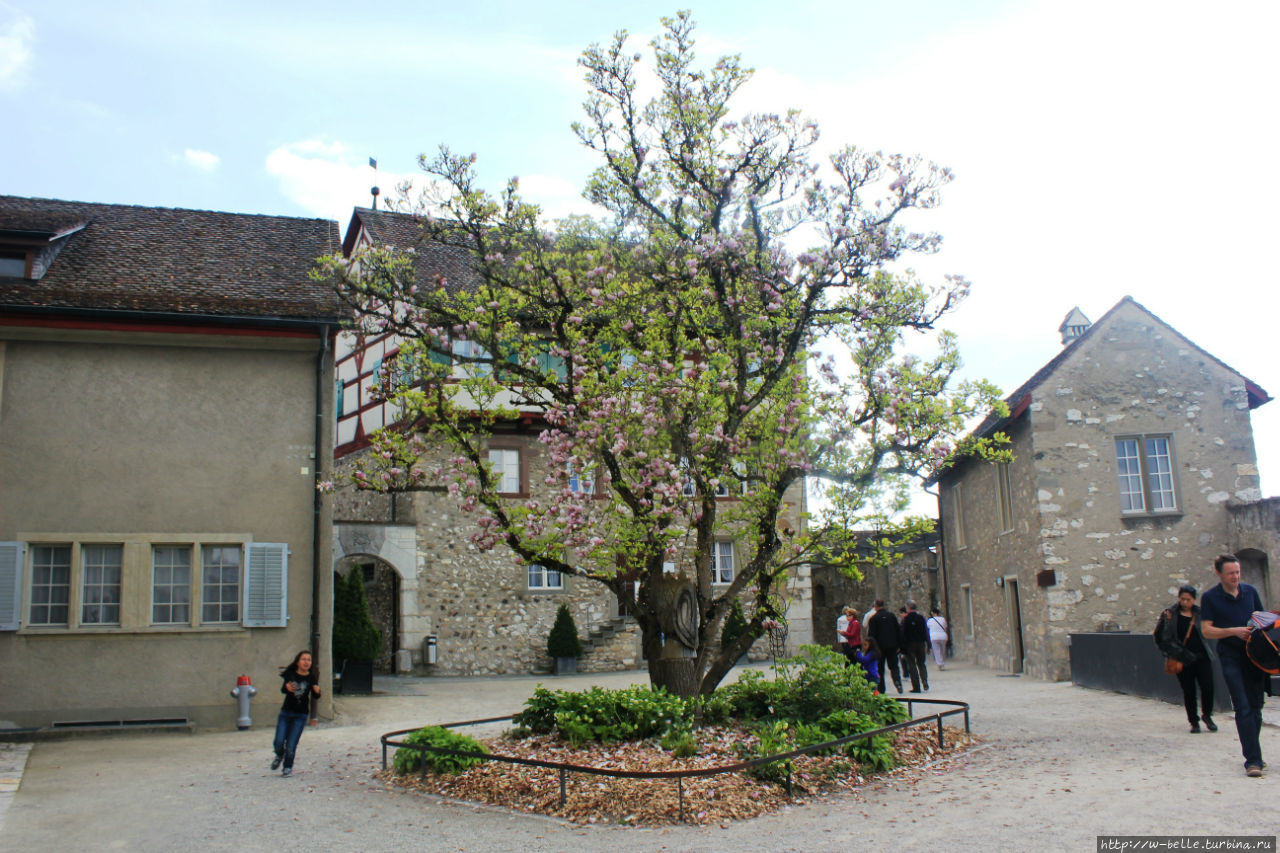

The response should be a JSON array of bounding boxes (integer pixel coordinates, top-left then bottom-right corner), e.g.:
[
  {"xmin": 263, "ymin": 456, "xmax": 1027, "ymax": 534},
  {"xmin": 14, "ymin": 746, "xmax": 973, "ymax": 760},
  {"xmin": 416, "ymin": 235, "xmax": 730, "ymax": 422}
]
[{"xmin": 995, "ymin": 577, "xmax": 1005, "ymax": 589}]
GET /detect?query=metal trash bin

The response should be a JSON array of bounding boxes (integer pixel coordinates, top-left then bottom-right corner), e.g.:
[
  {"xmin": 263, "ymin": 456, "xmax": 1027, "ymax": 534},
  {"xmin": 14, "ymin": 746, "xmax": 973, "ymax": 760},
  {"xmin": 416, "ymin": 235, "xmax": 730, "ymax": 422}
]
[{"xmin": 424, "ymin": 635, "xmax": 438, "ymax": 665}]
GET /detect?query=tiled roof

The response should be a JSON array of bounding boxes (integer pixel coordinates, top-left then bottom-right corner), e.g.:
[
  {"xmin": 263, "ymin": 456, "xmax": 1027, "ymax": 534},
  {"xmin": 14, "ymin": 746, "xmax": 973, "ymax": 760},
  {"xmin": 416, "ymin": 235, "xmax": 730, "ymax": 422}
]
[
  {"xmin": 342, "ymin": 207, "xmax": 484, "ymax": 294},
  {"xmin": 0, "ymin": 195, "xmax": 344, "ymax": 323}
]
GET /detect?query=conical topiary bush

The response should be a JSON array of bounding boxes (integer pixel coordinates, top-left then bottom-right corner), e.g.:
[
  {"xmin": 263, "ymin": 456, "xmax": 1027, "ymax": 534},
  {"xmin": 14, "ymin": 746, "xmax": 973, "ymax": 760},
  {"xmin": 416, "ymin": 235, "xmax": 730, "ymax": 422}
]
[{"xmin": 547, "ymin": 602, "xmax": 583, "ymax": 674}]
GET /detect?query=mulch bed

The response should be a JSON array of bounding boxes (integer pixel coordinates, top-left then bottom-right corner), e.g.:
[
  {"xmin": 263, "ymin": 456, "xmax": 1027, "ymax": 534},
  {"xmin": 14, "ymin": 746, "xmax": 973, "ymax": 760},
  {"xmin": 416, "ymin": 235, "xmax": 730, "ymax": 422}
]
[{"xmin": 377, "ymin": 724, "xmax": 976, "ymax": 825}]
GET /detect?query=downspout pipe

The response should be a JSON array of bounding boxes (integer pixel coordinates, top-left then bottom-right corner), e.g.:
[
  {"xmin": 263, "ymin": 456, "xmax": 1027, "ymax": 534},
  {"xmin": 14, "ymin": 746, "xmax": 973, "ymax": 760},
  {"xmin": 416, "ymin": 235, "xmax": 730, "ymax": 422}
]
[{"xmin": 311, "ymin": 325, "xmax": 330, "ymax": 687}]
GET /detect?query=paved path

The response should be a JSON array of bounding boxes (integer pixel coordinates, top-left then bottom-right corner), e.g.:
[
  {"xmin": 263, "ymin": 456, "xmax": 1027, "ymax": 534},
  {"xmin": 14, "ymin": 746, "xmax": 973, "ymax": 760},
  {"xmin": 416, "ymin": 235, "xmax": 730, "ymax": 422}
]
[{"xmin": 2, "ymin": 663, "xmax": 1278, "ymax": 852}]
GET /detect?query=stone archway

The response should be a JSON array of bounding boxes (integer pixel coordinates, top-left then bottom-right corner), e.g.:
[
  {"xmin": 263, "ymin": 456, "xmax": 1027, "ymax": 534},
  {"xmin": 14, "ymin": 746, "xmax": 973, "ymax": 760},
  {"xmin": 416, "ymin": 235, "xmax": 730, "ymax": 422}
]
[
  {"xmin": 335, "ymin": 557, "xmax": 400, "ymax": 673},
  {"xmin": 332, "ymin": 523, "xmax": 422, "ymax": 670}
]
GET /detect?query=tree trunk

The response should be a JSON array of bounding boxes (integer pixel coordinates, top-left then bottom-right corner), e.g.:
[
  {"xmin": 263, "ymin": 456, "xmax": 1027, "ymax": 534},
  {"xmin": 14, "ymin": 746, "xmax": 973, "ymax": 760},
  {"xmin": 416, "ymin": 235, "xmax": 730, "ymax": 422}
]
[{"xmin": 650, "ymin": 656, "xmax": 700, "ymax": 697}]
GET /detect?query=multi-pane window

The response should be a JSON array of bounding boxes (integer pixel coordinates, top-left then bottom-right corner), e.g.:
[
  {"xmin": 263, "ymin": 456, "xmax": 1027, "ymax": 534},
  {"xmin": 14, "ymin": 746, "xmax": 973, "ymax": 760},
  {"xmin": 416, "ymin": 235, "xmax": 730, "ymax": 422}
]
[
  {"xmin": 152, "ymin": 546, "xmax": 192, "ymax": 624},
  {"xmin": 710, "ymin": 541, "xmax": 735, "ymax": 585},
  {"xmin": 997, "ymin": 462, "xmax": 1014, "ymax": 533},
  {"xmin": 202, "ymin": 546, "xmax": 241, "ymax": 623},
  {"xmin": 489, "ymin": 448, "xmax": 521, "ymax": 494},
  {"xmin": 81, "ymin": 545, "xmax": 122, "ymax": 625},
  {"xmin": 568, "ymin": 464, "xmax": 595, "ymax": 495},
  {"xmin": 2, "ymin": 539, "xmax": 286, "ymax": 633},
  {"xmin": 528, "ymin": 563, "xmax": 563, "ymax": 590},
  {"xmin": 29, "ymin": 545, "xmax": 71, "ymax": 626},
  {"xmin": 451, "ymin": 339, "xmax": 492, "ymax": 376},
  {"xmin": 1115, "ymin": 436, "xmax": 1177, "ymax": 513}
]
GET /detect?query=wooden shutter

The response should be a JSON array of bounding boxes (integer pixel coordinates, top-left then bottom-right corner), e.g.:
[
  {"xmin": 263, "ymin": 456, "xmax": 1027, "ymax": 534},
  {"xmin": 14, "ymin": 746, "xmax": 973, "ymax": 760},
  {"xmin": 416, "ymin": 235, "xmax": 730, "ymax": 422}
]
[
  {"xmin": 0, "ymin": 542, "xmax": 21, "ymax": 631},
  {"xmin": 243, "ymin": 542, "xmax": 289, "ymax": 627}
]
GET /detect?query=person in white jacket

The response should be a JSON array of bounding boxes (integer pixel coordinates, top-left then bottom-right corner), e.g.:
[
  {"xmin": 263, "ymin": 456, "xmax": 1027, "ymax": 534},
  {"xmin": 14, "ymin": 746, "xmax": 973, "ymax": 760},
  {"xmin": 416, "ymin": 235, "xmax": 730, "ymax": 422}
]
[{"xmin": 927, "ymin": 607, "xmax": 949, "ymax": 669}]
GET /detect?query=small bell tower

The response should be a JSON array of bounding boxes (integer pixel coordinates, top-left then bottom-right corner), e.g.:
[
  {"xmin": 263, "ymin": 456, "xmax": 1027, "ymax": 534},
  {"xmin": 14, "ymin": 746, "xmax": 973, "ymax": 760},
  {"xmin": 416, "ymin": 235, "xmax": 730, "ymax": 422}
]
[{"xmin": 1058, "ymin": 307, "xmax": 1092, "ymax": 346}]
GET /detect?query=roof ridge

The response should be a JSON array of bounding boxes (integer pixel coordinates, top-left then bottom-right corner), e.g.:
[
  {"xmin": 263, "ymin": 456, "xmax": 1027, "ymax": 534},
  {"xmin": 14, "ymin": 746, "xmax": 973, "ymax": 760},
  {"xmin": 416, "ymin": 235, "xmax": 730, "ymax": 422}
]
[{"xmin": 0, "ymin": 194, "xmax": 339, "ymax": 225}]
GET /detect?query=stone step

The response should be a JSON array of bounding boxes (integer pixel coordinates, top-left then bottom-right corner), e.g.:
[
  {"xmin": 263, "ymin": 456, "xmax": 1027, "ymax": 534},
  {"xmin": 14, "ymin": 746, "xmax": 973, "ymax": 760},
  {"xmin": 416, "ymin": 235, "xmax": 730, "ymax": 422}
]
[{"xmin": 581, "ymin": 615, "xmax": 634, "ymax": 652}]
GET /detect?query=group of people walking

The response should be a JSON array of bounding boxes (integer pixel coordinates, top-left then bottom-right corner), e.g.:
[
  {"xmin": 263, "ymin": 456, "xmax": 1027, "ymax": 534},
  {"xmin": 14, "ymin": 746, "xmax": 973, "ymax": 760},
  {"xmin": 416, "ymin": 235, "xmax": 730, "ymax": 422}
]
[
  {"xmin": 1154, "ymin": 553, "xmax": 1272, "ymax": 778},
  {"xmin": 837, "ymin": 599, "xmax": 949, "ymax": 694}
]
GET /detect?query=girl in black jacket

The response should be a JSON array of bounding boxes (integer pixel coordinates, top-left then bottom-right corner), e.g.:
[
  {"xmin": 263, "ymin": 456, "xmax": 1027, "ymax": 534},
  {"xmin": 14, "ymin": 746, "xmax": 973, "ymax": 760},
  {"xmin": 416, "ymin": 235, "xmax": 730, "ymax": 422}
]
[
  {"xmin": 271, "ymin": 650, "xmax": 320, "ymax": 776},
  {"xmin": 1154, "ymin": 585, "xmax": 1216, "ymax": 734}
]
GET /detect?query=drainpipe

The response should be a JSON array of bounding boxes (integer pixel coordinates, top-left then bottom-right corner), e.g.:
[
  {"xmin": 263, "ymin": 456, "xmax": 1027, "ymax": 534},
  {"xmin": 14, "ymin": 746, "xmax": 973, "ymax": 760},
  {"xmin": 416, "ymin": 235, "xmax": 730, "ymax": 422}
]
[
  {"xmin": 311, "ymin": 324, "xmax": 330, "ymax": 670},
  {"xmin": 928, "ymin": 486, "xmax": 952, "ymax": 645}
]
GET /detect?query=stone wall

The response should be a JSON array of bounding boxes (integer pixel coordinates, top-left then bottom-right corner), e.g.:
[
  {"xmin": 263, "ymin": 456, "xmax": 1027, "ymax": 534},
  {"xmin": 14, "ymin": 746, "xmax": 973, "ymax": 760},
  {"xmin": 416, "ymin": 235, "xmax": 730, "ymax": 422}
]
[
  {"xmin": 941, "ymin": 413, "xmax": 1044, "ymax": 675},
  {"xmin": 333, "ymin": 428, "xmax": 812, "ymax": 676},
  {"xmin": 1227, "ymin": 498, "xmax": 1280, "ymax": 603},
  {"xmin": 942, "ymin": 301, "xmax": 1267, "ymax": 681},
  {"xmin": 811, "ymin": 544, "xmax": 940, "ymax": 652}
]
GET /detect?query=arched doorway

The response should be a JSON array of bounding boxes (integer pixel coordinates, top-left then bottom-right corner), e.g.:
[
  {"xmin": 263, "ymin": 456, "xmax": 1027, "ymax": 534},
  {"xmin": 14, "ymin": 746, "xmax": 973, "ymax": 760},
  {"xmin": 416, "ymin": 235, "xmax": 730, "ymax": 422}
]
[
  {"xmin": 332, "ymin": 522, "xmax": 420, "ymax": 670},
  {"xmin": 336, "ymin": 556, "xmax": 400, "ymax": 673}
]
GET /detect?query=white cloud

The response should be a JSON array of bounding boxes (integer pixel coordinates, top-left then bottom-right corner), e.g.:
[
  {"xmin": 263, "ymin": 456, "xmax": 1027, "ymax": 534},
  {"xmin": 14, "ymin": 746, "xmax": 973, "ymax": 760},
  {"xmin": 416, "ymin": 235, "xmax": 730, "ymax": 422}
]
[
  {"xmin": 264, "ymin": 139, "xmax": 423, "ymax": 225},
  {"xmin": 265, "ymin": 139, "xmax": 605, "ymax": 228},
  {"xmin": 515, "ymin": 174, "xmax": 600, "ymax": 222},
  {"xmin": 0, "ymin": 7, "xmax": 34, "ymax": 91},
  {"xmin": 182, "ymin": 149, "xmax": 220, "ymax": 172}
]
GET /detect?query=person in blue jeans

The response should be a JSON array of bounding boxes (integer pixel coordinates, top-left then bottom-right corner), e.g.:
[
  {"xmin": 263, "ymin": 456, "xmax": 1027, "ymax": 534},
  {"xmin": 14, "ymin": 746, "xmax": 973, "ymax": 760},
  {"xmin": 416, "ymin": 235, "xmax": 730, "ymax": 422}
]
[
  {"xmin": 271, "ymin": 650, "xmax": 320, "ymax": 777},
  {"xmin": 1199, "ymin": 554, "xmax": 1266, "ymax": 777}
]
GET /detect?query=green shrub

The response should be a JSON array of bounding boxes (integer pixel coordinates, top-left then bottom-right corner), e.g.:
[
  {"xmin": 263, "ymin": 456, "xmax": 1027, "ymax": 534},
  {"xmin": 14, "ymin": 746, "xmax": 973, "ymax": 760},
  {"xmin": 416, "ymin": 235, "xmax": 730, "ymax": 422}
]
[
  {"xmin": 818, "ymin": 708, "xmax": 898, "ymax": 771},
  {"xmin": 748, "ymin": 720, "xmax": 793, "ymax": 782},
  {"xmin": 546, "ymin": 603, "xmax": 584, "ymax": 659},
  {"xmin": 720, "ymin": 645, "xmax": 899, "ymax": 728},
  {"xmin": 659, "ymin": 727, "xmax": 700, "ymax": 757},
  {"xmin": 513, "ymin": 684, "xmax": 691, "ymax": 744},
  {"xmin": 392, "ymin": 726, "xmax": 489, "ymax": 774},
  {"xmin": 332, "ymin": 568, "xmax": 381, "ymax": 662},
  {"xmin": 690, "ymin": 691, "xmax": 734, "ymax": 725}
]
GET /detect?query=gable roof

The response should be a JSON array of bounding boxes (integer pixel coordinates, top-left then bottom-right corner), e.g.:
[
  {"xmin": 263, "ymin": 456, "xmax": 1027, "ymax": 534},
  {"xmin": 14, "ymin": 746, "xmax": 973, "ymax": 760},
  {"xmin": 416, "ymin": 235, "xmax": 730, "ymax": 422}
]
[
  {"xmin": 341, "ymin": 207, "xmax": 482, "ymax": 294},
  {"xmin": 931, "ymin": 296, "xmax": 1271, "ymax": 484},
  {"xmin": 0, "ymin": 195, "xmax": 344, "ymax": 325}
]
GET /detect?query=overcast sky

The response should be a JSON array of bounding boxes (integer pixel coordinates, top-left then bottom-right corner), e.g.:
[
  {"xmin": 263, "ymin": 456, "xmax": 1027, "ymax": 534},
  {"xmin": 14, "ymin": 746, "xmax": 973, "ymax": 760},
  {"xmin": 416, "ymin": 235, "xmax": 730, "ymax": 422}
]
[{"xmin": 4, "ymin": 0, "xmax": 1278, "ymax": 510}]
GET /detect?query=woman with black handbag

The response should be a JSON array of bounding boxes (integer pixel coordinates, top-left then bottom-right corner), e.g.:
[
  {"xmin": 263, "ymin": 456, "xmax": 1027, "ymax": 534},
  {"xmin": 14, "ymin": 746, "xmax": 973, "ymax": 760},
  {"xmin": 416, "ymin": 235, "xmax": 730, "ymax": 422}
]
[{"xmin": 1154, "ymin": 584, "xmax": 1216, "ymax": 734}]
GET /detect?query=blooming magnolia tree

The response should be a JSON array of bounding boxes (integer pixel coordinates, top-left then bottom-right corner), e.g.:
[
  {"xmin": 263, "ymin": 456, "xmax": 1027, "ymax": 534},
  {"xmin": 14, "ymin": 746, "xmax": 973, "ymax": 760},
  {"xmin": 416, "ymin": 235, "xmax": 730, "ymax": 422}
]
[{"xmin": 318, "ymin": 13, "xmax": 1006, "ymax": 697}]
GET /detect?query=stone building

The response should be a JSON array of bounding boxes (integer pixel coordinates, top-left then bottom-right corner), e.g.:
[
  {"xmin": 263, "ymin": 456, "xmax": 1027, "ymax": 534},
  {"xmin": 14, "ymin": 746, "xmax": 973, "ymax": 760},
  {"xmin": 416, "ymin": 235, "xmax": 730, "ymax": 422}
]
[
  {"xmin": 935, "ymin": 297, "xmax": 1272, "ymax": 680},
  {"xmin": 810, "ymin": 532, "xmax": 940, "ymax": 649},
  {"xmin": 329, "ymin": 208, "xmax": 813, "ymax": 676}
]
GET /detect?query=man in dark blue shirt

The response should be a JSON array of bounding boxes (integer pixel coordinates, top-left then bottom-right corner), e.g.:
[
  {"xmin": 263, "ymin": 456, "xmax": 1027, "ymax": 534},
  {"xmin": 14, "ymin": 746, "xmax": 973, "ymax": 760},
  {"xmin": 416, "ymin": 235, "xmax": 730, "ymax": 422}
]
[{"xmin": 1199, "ymin": 553, "xmax": 1266, "ymax": 777}]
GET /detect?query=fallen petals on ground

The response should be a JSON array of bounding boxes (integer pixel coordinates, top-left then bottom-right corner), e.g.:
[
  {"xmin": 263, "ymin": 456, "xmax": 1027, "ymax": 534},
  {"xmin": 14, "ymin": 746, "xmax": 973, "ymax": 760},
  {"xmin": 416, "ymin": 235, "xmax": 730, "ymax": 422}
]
[{"xmin": 378, "ymin": 724, "xmax": 975, "ymax": 825}]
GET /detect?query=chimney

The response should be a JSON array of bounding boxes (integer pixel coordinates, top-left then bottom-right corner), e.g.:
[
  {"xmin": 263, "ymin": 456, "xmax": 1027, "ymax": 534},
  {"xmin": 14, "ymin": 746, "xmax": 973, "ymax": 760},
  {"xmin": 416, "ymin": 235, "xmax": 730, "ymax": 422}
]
[{"xmin": 1058, "ymin": 307, "xmax": 1091, "ymax": 346}]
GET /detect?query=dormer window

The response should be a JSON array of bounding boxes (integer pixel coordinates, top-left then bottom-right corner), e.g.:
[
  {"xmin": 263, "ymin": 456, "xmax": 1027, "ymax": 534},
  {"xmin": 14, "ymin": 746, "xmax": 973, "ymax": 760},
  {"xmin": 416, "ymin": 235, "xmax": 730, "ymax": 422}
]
[
  {"xmin": 0, "ymin": 251, "xmax": 26, "ymax": 278},
  {"xmin": 0, "ymin": 215, "xmax": 87, "ymax": 280}
]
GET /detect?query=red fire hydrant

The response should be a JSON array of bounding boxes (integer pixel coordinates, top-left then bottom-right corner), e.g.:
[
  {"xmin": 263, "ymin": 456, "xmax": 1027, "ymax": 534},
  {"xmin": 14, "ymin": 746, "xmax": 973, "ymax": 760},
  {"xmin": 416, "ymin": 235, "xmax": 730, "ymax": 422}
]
[{"xmin": 230, "ymin": 674, "xmax": 257, "ymax": 730}]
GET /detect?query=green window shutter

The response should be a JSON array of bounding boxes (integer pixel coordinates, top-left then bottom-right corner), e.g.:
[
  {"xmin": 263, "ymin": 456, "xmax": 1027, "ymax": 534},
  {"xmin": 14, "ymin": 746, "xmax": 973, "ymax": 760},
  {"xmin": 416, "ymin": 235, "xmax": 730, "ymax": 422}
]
[
  {"xmin": 243, "ymin": 543, "xmax": 289, "ymax": 628},
  {"xmin": 0, "ymin": 542, "xmax": 21, "ymax": 631}
]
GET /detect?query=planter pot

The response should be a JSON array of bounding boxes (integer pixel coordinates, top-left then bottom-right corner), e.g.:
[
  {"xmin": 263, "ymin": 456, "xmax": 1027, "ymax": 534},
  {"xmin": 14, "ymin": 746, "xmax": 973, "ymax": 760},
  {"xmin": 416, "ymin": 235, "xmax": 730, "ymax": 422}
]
[
  {"xmin": 554, "ymin": 657, "xmax": 578, "ymax": 675},
  {"xmin": 338, "ymin": 658, "xmax": 374, "ymax": 695}
]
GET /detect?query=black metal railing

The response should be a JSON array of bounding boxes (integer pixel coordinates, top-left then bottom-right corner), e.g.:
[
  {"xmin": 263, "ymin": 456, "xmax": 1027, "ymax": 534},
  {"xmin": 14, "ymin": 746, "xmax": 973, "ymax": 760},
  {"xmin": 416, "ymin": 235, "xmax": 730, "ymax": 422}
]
[{"xmin": 380, "ymin": 696, "xmax": 969, "ymax": 822}]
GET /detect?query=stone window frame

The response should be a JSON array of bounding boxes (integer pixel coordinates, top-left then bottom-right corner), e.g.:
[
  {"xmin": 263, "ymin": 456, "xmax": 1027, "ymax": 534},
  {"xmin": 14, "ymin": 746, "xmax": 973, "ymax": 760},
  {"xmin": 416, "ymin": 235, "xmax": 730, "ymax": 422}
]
[
  {"xmin": 1114, "ymin": 433, "xmax": 1180, "ymax": 516},
  {"xmin": 996, "ymin": 462, "xmax": 1014, "ymax": 534},
  {"xmin": 710, "ymin": 540, "xmax": 736, "ymax": 585},
  {"xmin": 1, "ymin": 535, "xmax": 284, "ymax": 634},
  {"xmin": 151, "ymin": 545, "xmax": 192, "ymax": 625},
  {"xmin": 80, "ymin": 544, "xmax": 123, "ymax": 626},
  {"xmin": 961, "ymin": 583, "xmax": 974, "ymax": 639},
  {"xmin": 487, "ymin": 439, "xmax": 527, "ymax": 497},
  {"xmin": 952, "ymin": 483, "xmax": 967, "ymax": 549},
  {"xmin": 526, "ymin": 562, "xmax": 566, "ymax": 592}
]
